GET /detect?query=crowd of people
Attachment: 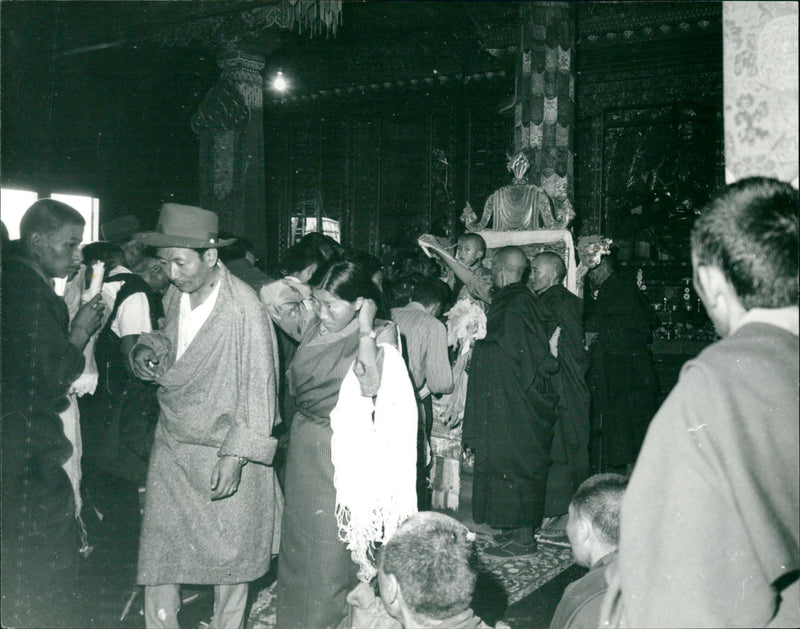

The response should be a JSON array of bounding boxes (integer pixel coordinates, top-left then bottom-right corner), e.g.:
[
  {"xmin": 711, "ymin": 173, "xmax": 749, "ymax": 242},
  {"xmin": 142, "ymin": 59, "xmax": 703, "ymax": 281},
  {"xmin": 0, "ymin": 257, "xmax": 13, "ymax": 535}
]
[{"xmin": 1, "ymin": 176, "xmax": 797, "ymax": 629}]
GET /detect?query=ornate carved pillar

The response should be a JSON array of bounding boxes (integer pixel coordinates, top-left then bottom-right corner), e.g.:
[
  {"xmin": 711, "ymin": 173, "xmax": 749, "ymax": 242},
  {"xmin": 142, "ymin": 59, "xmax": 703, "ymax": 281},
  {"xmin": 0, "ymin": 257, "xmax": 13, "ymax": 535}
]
[
  {"xmin": 194, "ymin": 50, "xmax": 266, "ymax": 248},
  {"xmin": 515, "ymin": 1, "xmax": 576, "ymax": 219},
  {"xmin": 723, "ymin": 2, "xmax": 798, "ymax": 186}
]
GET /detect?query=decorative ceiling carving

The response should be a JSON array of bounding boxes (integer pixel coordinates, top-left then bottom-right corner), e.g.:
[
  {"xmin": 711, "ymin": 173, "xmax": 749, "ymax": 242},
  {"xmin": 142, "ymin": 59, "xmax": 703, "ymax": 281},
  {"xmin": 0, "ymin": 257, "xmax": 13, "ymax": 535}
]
[
  {"xmin": 150, "ymin": 1, "xmax": 342, "ymax": 56},
  {"xmin": 576, "ymin": 2, "xmax": 723, "ymax": 75},
  {"xmin": 266, "ymin": 70, "xmax": 509, "ymax": 106},
  {"xmin": 577, "ymin": 1, "xmax": 721, "ymax": 39}
]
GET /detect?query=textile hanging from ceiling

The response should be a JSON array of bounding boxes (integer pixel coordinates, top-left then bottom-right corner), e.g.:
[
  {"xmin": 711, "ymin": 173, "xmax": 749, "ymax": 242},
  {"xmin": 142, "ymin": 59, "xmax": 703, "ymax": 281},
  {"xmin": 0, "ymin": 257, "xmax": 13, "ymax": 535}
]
[{"xmin": 723, "ymin": 1, "xmax": 798, "ymax": 186}]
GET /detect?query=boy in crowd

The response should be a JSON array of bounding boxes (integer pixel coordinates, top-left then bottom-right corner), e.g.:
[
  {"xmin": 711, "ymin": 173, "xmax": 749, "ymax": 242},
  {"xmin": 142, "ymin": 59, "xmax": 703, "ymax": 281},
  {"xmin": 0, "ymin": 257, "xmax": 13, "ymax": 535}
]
[
  {"xmin": 550, "ymin": 474, "xmax": 627, "ymax": 629},
  {"xmin": 420, "ymin": 232, "xmax": 492, "ymax": 306}
]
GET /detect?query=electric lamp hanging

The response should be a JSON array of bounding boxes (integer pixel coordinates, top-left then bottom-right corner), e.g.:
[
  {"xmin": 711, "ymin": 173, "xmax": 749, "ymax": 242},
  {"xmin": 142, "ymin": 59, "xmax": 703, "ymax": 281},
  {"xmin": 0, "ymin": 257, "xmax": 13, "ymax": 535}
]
[{"xmin": 272, "ymin": 71, "xmax": 288, "ymax": 92}]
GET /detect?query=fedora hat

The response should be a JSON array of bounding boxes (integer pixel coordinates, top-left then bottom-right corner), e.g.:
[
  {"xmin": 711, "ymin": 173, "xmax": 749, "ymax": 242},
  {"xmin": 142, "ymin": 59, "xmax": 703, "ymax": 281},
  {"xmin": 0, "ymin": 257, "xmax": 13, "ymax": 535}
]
[
  {"xmin": 137, "ymin": 203, "xmax": 235, "ymax": 249},
  {"xmin": 101, "ymin": 215, "xmax": 141, "ymax": 243}
]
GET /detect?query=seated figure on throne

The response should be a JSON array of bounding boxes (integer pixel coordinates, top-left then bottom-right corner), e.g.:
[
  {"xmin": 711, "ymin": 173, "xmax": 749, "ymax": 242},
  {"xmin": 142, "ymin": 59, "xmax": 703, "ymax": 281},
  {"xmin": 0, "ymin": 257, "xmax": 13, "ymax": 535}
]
[{"xmin": 462, "ymin": 151, "xmax": 574, "ymax": 233}]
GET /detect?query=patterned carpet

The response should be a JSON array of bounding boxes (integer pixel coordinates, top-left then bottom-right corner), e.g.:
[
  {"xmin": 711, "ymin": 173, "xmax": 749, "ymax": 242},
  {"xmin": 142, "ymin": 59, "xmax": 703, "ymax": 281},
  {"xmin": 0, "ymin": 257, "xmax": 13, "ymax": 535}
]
[
  {"xmin": 474, "ymin": 534, "xmax": 575, "ymax": 606},
  {"xmin": 247, "ymin": 535, "xmax": 574, "ymax": 629}
]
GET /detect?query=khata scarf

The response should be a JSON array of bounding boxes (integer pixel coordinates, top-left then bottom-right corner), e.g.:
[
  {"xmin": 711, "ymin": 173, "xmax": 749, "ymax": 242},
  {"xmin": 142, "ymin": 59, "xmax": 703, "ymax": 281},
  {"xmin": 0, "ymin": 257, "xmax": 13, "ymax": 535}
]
[{"xmin": 330, "ymin": 343, "xmax": 418, "ymax": 582}]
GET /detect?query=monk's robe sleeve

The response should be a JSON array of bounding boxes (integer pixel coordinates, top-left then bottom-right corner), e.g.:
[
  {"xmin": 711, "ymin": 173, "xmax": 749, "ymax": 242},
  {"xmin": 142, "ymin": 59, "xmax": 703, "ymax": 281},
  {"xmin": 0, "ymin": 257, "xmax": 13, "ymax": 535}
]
[
  {"xmin": 562, "ymin": 294, "xmax": 589, "ymax": 374},
  {"xmin": 217, "ymin": 302, "xmax": 280, "ymax": 465},
  {"xmin": 465, "ymin": 267, "xmax": 493, "ymax": 304}
]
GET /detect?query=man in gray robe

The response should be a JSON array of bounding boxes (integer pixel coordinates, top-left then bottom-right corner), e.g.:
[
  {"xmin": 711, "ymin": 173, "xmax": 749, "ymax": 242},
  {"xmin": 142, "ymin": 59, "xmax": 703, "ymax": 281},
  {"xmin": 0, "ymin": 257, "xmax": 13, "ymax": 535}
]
[{"xmin": 131, "ymin": 203, "xmax": 281, "ymax": 629}]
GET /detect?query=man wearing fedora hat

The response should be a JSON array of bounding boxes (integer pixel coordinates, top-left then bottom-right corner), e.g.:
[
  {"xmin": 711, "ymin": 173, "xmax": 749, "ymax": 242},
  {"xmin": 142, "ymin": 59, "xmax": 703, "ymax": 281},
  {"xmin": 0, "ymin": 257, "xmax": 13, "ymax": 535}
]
[
  {"xmin": 101, "ymin": 214, "xmax": 147, "ymax": 271},
  {"xmin": 129, "ymin": 203, "xmax": 282, "ymax": 629},
  {"xmin": 2, "ymin": 199, "xmax": 106, "ymax": 627}
]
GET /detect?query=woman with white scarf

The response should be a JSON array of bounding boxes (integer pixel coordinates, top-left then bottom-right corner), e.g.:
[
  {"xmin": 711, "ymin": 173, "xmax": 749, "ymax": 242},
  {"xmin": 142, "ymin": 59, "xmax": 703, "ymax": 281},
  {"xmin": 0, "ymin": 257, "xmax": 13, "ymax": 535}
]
[{"xmin": 262, "ymin": 259, "xmax": 418, "ymax": 629}]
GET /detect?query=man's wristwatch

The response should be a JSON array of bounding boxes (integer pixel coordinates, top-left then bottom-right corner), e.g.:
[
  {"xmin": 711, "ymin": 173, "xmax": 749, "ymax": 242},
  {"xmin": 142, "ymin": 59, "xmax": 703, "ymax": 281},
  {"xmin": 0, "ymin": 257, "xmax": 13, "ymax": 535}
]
[{"xmin": 360, "ymin": 329, "xmax": 377, "ymax": 339}]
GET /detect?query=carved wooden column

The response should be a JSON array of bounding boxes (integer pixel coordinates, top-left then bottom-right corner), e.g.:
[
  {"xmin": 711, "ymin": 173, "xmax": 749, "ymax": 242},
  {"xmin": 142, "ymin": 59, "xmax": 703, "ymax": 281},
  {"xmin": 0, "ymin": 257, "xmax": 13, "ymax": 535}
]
[
  {"xmin": 516, "ymin": 1, "xmax": 576, "ymax": 219},
  {"xmin": 195, "ymin": 50, "xmax": 266, "ymax": 249}
]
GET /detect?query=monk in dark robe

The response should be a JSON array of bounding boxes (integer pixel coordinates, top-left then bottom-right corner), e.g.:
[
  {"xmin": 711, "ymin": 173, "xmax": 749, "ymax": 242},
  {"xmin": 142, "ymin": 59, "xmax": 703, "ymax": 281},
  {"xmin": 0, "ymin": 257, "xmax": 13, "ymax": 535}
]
[
  {"xmin": 584, "ymin": 254, "xmax": 657, "ymax": 471},
  {"xmin": 462, "ymin": 246, "xmax": 558, "ymax": 556},
  {"xmin": 532, "ymin": 252, "xmax": 591, "ymax": 532}
]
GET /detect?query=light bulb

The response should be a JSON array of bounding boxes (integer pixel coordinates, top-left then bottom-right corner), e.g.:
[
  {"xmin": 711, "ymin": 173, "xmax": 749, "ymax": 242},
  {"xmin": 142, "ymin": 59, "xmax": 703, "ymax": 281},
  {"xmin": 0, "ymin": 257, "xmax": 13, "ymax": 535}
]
[{"xmin": 272, "ymin": 71, "xmax": 288, "ymax": 92}]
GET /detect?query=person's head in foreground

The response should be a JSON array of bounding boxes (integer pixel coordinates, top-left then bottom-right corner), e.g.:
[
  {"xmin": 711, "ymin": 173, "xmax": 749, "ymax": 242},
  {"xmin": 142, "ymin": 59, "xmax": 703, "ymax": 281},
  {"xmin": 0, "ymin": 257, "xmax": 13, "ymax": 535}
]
[
  {"xmin": 566, "ymin": 473, "xmax": 628, "ymax": 569},
  {"xmin": 378, "ymin": 512, "xmax": 479, "ymax": 628},
  {"xmin": 691, "ymin": 176, "xmax": 798, "ymax": 338},
  {"xmin": 456, "ymin": 233, "xmax": 487, "ymax": 269},
  {"xmin": 19, "ymin": 198, "xmax": 86, "ymax": 279},
  {"xmin": 309, "ymin": 259, "xmax": 383, "ymax": 334}
]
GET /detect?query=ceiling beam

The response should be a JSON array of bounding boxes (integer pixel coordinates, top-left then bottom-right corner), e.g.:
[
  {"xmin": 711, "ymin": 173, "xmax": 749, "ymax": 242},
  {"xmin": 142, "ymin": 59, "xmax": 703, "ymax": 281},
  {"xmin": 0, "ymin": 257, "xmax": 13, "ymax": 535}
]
[{"xmin": 57, "ymin": 1, "xmax": 281, "ymax": 57}]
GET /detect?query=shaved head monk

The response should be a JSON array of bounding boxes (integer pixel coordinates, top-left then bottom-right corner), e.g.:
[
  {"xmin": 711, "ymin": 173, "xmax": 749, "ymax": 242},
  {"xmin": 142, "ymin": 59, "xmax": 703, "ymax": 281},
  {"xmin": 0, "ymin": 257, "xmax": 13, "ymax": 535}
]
[
  {"xmin": 531, "ymin": 251, "xmax": 591, "ymax": 538},
  {"xmin": 462, "ymin": 246, "xmax": 560, "ymax": 556}
]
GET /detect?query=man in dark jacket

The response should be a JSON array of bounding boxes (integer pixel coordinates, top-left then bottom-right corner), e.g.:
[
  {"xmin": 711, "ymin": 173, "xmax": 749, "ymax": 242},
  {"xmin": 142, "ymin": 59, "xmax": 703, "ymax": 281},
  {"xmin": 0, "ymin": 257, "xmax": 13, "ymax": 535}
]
[{"xmin": 1, "ymin": 199, "xmax": 104, "ymax": 627}]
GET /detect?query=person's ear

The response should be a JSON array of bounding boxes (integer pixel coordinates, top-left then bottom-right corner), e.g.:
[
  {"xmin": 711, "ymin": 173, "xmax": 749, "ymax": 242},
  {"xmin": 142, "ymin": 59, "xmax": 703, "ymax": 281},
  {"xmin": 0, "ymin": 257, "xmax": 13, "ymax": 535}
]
[
  {"xmin": 204, "ymin": 248, "xmax": 219, "ymax": 267},
  {"xmin": 380, "ymin": 572, "xmax": 406, "ymax": 619},
  {"xmin": 381, "ymin": 572, "xmax": 399, "ymax": 604},
  {"xmin": 577, "ymin": 514, "xmax": 592, "ymax": 543},
  {"xmin": 696, "ymin": 263, "xmax": 743, "ymax": 336},
  {"xmin": 695, "ymin": 264, "xmax": 720, "ymax": 307},
  {"xmin": 696, "ymin": 263, "xmax": 739, "ymax": 317},
  {"xmin": 29, "ymin": 232, "xmax": 45, "ymax": 257}
]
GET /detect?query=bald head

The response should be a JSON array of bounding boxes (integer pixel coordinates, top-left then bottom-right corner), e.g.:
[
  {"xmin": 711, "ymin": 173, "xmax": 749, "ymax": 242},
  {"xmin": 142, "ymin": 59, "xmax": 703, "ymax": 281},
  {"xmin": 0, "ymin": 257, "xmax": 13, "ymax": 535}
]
[
  {"xmin": 491, "ymin": 246, "xmax": 531, "ymax": 288},
  {"xmin": 531, "ymin": 251, "xmax": 566, "ymax": 293}
]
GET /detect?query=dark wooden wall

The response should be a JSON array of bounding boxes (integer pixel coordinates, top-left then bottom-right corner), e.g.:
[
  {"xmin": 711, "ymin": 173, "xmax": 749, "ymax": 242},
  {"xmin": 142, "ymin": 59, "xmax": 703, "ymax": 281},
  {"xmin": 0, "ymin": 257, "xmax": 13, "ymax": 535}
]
[
  {"xmin": 574, "ymin": 3, "xmax": 725, "ymax": 244},
  {"xmin": 262, "ymin": 83, "xmax": 512, "ymax": 271}
]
